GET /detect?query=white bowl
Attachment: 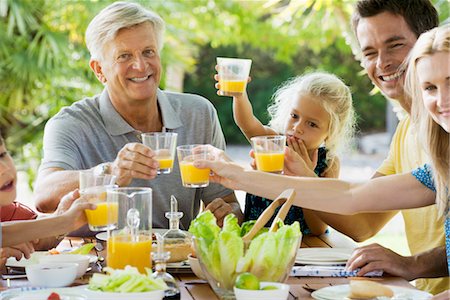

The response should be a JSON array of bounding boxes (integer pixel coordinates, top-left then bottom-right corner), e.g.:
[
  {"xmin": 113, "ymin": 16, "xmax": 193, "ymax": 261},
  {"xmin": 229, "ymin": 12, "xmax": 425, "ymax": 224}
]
[
  {"xmin": 85, "ymin": 288, "xmax": 164, "ymax": 300},
  {"xmin": 25, "ymin": 263, "xmax": 78, "ymax": 287},
  {"xmin": 234, "ymin": 282, "xmax": 290, "ymax": 300},
  {"xmin": 187, "ymin": 254, "xmax": 206, "ymax": 280},
  {"xmin": 40, "ymin": 254, "xmax": 90, "ymax": 278}
]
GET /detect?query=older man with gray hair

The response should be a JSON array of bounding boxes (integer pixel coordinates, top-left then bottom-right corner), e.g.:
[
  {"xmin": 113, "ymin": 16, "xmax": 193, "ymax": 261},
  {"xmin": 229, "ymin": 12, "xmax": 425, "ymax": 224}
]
[{"xmin": 34, "ymin": 1, "xmax": 243, "ymax": 230}]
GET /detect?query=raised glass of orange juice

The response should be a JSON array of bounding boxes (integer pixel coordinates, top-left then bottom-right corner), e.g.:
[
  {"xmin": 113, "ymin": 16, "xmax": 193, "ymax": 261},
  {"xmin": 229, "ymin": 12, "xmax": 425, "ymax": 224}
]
[
  {"xmin": 251, "ymin": 135, "xmax": 286, "ymax": 174},
  {"xmin": 217, "ymin": 57, "xmax": 252, "ymax": 94},
  {"xmin": 79, "ymin": 170, "xmax": 117, "ymax": 231},
  {"xmin": 81, "ymin": 186, "xmax": 118, "ymax": 231},
  {"xmin": 106, "ymin": 187, "xmax": 153, "ymax": 273},
  {"xmin": 177, "ymin": 144, "xmax": 214, "ymax": 188},
  {"xmin": 141, "ymin": 132, "xmax": 178, "ymax": 175}
]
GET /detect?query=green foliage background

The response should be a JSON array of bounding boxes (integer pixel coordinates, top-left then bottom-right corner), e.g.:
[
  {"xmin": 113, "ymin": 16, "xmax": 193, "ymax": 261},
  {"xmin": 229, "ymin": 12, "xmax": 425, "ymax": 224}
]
[{"xmin": 0, "ymin": 0, "xmax": 448, "ymax": 186}]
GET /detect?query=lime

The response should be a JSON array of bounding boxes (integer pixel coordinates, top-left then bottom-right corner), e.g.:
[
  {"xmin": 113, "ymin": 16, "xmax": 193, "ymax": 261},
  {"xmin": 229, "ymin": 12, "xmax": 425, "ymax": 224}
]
[
  {"xmin": 235, "ymin": 272, "xmax": 260, "ymax": 290},
  {"xmin": 261, "ymin": 285, "xmax": 278, "ymax": 290}
]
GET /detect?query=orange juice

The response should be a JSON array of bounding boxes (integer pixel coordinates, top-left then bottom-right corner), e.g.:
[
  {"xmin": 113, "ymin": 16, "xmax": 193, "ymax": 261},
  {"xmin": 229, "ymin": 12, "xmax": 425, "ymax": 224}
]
[
  {"xmin": 85, "ymin": 202, "xmax": 118, "ymax": 230},
  {"xmin": 219, "ymin": 80, "xmax": 246, "ymax": 93},
  {"xmin": 179, "ymin": 161, "xmax": 210, "ymax": 187},
  {"xmin": 255, "ymin": 152, "xmax": 284, "ymax": 173},
  {"xmin": 157, "ymin": 157, "xmax": 174, "ymax": 169},
  {"xmin": 107, "ymin": 234, "xmax": 152, "ymax": 273}
]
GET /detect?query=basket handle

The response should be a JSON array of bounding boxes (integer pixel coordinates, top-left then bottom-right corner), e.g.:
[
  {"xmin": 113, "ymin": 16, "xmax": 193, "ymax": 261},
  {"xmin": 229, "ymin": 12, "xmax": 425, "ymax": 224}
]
[{"xmin": 242, "ymin": 189, "xmax": 296, "ymax": 243}]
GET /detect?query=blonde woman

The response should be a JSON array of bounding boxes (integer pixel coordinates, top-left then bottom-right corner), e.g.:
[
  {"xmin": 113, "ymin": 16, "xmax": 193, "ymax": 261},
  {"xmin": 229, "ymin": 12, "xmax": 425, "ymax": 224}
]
[{"xmin": 199, "ymin": 25, "xmax": 450, "ymax": 296}]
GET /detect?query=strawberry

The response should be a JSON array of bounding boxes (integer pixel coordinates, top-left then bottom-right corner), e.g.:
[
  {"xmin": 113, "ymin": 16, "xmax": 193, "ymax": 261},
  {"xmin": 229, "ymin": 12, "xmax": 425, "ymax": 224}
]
[{"xmin": 47, "ymin": 292, "xmax": 61, "ymax": 300}]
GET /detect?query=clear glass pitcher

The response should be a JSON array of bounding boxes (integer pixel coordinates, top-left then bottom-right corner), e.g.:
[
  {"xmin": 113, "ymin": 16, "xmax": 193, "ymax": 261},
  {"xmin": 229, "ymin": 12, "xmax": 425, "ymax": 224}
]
[{"xmin": 106, "ymin": 187, "xmax": 153, "ymax": 273}]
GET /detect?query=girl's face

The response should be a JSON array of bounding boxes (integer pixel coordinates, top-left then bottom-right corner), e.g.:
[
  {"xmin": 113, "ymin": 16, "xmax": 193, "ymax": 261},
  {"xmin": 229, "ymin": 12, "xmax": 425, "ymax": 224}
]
[
  {"xmin": 0, "ymin": 144, "xmax": 17, "ymax": 206},
  {"xmin": 284, "ymin": 94, "xmax": 330, "ymax": 150},
  {"xmin": 416, "ymin": 51, "xmax": 450, "ymax": 133}
]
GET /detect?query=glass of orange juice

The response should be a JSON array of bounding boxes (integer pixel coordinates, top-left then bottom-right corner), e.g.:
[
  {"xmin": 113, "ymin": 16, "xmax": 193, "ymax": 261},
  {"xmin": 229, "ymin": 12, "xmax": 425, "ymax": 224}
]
[
  {"xmin": 251, "ymin": 135, "xmax": 286, "ymax": 174},
  {"xmin": 79, "ymin": 170, "xmax": 117, "ymax": 231},
  {"xmin": 176, "ymin": 144, "xmax": 214, "ymax": 188},
  {"xmin": 217, "ymin": 57, "xmax": 252, "ymax": 94},
  {"xmin": 141, "ymin": 132, "xmax": 178, "ymax": 174},
  {"xmin": 106, "ymin": 187, "xmax": 153, "ymax": 273},
  {"xmin": 81, "ymin": 186, "xmax": 118, "ymax": 231}
]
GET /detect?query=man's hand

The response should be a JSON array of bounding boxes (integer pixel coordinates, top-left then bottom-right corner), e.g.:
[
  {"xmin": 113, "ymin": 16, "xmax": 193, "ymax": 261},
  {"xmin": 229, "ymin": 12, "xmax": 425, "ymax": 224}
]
[
  {"xmin": 111, "ymin": 143, "xmax": 159, "ymax": 186},
  {"xmin": 1, "ymin": 242, "xmax": 35, "ymax": 263},
  {"xmin": 346, "ymin": 243, "xmax": 415, "ymax": 280},
  {"xmin": 205, "ymin": 198, "xmax": 233, "ymax": 227}
]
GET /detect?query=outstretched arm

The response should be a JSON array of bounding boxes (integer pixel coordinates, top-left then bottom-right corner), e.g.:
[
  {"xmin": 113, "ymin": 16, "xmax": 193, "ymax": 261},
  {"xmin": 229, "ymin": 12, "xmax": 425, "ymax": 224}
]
[
  {"xmin": 2, "ymin": 191, "xmax": 94, "ymax": 247},
  {"xmin": 194, "ymin": 153, "xmax": 436, "ymax": 214}
]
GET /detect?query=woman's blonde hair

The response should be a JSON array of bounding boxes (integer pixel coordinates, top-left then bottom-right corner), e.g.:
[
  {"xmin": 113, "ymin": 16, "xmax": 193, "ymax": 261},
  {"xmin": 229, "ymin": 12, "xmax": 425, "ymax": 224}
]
[
  {"xmin": 268, "ymin": 72, "xmax": 356, "ymax": 160},
  {"xmin": 85, "ymin": 1, "xmax": 165, "ymax": 61},
  {"xmin": 405, "ymin": 24, "xmax": 450, "ymax": 217}
]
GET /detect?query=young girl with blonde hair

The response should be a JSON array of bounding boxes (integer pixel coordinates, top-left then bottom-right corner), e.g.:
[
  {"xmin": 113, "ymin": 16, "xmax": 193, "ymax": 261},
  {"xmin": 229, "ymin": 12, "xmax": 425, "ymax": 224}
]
[{"xmin": 217, "ymin": 71, "xmax": 356, "ymax": 234}]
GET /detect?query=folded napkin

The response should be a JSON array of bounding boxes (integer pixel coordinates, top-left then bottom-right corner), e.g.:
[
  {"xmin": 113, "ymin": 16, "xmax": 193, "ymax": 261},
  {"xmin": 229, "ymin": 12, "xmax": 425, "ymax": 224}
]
[{"xmin": 290, "ymin": 265, "xmax": 383, "ymax": 277}]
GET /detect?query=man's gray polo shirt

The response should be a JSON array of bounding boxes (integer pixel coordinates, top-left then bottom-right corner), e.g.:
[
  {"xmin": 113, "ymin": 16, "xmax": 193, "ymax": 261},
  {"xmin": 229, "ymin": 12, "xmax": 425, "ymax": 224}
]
[{"xmin": 40, "ymin": 89, "xmax": 233, "ymax": 229}]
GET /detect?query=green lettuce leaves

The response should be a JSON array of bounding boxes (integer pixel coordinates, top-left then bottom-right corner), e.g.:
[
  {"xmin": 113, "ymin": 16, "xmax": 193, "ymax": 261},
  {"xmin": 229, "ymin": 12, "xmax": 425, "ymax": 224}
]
[{"xmin": 189, "ymin": 211, "xmax": 301, "ymax": 289}]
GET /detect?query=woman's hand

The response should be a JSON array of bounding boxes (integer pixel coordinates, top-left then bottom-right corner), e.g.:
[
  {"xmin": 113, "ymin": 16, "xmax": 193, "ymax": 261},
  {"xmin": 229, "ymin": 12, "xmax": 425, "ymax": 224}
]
[{"xmin": 193, "ymin": 146, "xmax": 246, "ymax": 190}]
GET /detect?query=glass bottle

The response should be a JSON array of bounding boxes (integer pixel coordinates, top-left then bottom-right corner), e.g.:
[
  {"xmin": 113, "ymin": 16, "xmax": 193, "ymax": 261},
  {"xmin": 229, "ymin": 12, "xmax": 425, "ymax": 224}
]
[
  {"xmin": 163, "ymin": 195, "xmax": 192, "ymax": 263},
  {"xmin": 151, "ymin": 233, "xmax": 180, "ymax": 299}
]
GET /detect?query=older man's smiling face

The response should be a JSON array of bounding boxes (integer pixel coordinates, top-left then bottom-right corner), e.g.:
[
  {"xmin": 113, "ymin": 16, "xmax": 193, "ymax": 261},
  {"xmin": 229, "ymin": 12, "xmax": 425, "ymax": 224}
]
[
  {"xmin": 357, "ymin": 12, "xmax": 417, "ymax": 102},
  {"xmin": 95, "ymin": 22, "xmax": 162, "ymax": 106}
]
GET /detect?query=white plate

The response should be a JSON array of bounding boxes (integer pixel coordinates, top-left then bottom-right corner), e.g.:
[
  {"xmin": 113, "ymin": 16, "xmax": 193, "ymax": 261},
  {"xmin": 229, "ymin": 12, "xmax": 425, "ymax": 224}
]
[
  {"xmin": 2, "ymin": 285, "xmax": 164, "ymax": 300},
  {"xmin": 296, "ymin": 248, "xmax": 352, "ymax": 265},
  {"xmin": 95, "ymin": 228, "xmax": 169, "ymax": 242},
  {"xmin": 6, "ymin": 251, "xmax": 97, "ymax": 268},
  {"xmin": 311, "ymin": 284, "xmax": 432, "ymax": 300}
]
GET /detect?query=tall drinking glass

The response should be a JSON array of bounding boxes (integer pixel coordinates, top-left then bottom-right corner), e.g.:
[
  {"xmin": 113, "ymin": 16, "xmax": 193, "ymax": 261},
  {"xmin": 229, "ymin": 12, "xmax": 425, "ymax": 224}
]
[
  {"xmin": 106, "ymin": 187, "xmax": 153, "ymax": 273},
  {"xmin": 79, "ymin": 170, "xmax": 117, "ymax": 232},
  {"xmin": 177, "ymin": 144, "xmax": 214, "ymax": 188},
  {"xmin": 141, "ymin": 132, "xmax": 178, "ymax": 174},
  {"xmin": 251, "ymin": 136, "xmax": 286, "ymax": 174}
]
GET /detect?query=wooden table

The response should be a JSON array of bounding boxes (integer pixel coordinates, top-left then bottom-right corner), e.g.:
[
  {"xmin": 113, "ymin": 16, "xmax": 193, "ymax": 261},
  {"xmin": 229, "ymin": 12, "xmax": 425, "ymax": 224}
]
[{"xmin": 1, "ymin": 231, "xmax": 418, "ymax": 299}]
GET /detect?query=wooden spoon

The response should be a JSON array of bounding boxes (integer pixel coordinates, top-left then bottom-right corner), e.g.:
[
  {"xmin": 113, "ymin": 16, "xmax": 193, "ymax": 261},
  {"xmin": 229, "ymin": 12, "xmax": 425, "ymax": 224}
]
[{"xmin": 242, "ymin": 188, "xmax": 296, "ymax": 244}]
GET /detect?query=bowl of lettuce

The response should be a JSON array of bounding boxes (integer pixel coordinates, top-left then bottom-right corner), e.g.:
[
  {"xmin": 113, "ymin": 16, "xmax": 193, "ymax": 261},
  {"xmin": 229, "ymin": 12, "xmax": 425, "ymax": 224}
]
[
  {"xmin": 87, "ymin": 266, "xmax": 167, "ymax": 299},
  {"xmin": 189, "ymin": 211, "xmax": 301, "ymax": 300}
]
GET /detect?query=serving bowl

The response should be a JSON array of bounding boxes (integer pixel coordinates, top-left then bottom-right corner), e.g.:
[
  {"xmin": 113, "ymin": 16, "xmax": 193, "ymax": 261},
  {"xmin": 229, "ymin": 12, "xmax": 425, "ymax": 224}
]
[
  {"xmin": 194, "ymin": 235, "xmax": 301, "ymax": 300},
  {"xmin": 25, "ymin": 263, "xmax": 78, "ymax": 287},
  {"xmin": 234, "ymin": 282, "xmax": 290, "ymax": 300},
  {"xmin": 187, "ymin": 254, "xmax": 206, "ymax": 280},
  {"xmin": 40, "ymin": 254, "xmax": 90, "ymax": 278}
]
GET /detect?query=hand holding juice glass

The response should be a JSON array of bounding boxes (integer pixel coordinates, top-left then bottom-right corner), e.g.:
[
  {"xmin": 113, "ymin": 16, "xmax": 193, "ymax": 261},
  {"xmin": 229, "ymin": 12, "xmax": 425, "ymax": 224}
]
[
  {"xmin": 216, "ymin": 57, "xmax": 252, "ymax": 95},
  {"xmin": 251, "ymin": 136, "xmax": 286, "ymax": 174},
  {"xmin": 79, "ymin": 170, "xmax": 117, "ymax": 231},
  {"xmin": 177, "ymin": 144, "xmax": 215, "ymax": 188},
  {"xmin": 141, "ymin": 132, "xmax": 178, "ymax": 174}
]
